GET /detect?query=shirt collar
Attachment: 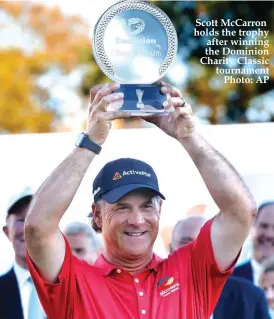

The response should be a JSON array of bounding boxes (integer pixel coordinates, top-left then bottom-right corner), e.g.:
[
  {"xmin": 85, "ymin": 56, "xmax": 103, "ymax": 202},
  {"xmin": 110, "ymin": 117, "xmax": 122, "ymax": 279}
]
[
  {"xmin": 93, "ymin": 253, "xmax": 163, "ymax": 276},
  {"xmin": 13, "ymin": 262, "xmax": 30, "ymax": 287},
  {"xmin": 268, "ymin": 307, "xmax": 274, "ymax": 318},
  {"xmin": 251, "ymin": 258, "xmax": 262, "ymax": 273},
  {"xmin": 251, "ymin": 258, "xmax": 263, "ymax": 285}
]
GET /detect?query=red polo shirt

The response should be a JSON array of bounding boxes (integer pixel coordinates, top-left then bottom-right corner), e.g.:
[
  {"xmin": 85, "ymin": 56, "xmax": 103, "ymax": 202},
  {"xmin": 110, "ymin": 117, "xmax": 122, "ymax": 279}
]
[{"xmin": 27, "ymin": 218, "xmax": 237, "ymax": 319}]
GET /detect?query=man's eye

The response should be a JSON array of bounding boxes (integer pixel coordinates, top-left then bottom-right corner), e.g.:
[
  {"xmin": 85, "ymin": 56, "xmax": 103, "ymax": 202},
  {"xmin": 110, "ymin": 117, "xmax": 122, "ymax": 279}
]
[
  {"xmin": 143, "ymin": 204, "xmax": 153, "ymax": 209},
  {"xmin": 117, "ymin": 206, "xmax": 127, "ymax": 211}
]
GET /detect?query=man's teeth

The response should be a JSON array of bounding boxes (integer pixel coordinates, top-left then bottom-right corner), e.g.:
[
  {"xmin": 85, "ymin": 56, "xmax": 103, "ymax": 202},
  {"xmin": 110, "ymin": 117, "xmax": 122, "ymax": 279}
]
[{"xmin": 126, "ymin": 232, "xmax": 144, "ymax": 236}]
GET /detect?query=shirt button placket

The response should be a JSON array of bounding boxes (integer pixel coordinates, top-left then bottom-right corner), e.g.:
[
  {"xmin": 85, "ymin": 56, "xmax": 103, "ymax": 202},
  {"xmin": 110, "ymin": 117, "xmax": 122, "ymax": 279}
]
[{"xmin": 134, "ymin": 277, "xmax": 147, "ymax": 318}]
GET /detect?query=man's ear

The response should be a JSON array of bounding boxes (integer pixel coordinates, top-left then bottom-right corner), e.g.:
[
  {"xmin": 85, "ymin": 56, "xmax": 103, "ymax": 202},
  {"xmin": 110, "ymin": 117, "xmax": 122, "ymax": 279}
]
[
  {"xmin": 92, "ymin": 203, "xmax": 103, "ymax": 230},
  {"xmin": 3, "ymin": 225, "xmax": 9, "ymax": 239}
]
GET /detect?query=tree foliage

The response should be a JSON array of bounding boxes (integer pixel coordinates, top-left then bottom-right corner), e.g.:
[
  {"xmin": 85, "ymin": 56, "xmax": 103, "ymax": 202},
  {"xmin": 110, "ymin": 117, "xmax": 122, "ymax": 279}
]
[
  {"xmin": 1, "ymin": 1, "xmax": 273, "ymax": 132},
  {"xmin": 155, "ymin": 1, "xmax": 274, "ymax": 124},
  {"xmin": 0, "ymin": 49, "xmax": 54, "ymax": 133},
  {"xmin": 81, "ymin": 1, "xmax": 274, "ymax": 125},
  {"xmin": 0, "ymin": 1, "xmax": 91, "ymax": 133}
]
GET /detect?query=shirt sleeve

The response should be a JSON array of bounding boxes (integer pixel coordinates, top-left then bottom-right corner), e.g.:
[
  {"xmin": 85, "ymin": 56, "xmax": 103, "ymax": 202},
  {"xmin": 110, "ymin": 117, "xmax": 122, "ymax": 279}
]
[
  {"xmin": 26, "ymin": 235, "xmax": 76, "ymax": 319},
  {"xmin": 190, "ymin": 217, "xmax": 240, "ymax": 318}
]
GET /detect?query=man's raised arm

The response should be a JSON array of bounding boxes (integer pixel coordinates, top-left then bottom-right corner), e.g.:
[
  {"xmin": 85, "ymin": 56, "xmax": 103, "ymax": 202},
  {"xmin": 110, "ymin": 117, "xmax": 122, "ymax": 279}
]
[
  {"xmin": 24, "ymin": 83, "xmax": 129, "ymax": 283},
  {"xmin": 144, "ymin": 81, "xmax": 256, "ymax": 271},
  {"xmin": 181, "ymin": 132, "xmax": 256, "ymax": 270}
]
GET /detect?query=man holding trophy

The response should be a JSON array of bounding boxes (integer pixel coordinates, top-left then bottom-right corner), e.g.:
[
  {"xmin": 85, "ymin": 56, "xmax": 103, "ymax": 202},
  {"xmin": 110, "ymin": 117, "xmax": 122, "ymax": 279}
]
[{"xmin": 24, "ymin": 1, "xmax": 256, "ymax": 318}]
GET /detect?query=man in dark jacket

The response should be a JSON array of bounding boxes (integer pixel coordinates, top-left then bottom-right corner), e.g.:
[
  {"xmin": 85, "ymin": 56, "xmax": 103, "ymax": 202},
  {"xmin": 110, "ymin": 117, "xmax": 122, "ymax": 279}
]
[
  {"xmin": 0, "ymin": 189, "xmax": 45, "ymax": 319},
  {"xmin": 233, "ymin": 201, "xmax": 274, "ymax": 285}
]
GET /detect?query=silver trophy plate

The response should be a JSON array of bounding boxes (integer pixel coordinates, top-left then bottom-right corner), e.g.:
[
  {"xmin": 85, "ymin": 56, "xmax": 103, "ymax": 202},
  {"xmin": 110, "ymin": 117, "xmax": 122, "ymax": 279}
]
[{"xmin": 92, "ymin": 0, "xmax": 178, "ymax": 115}]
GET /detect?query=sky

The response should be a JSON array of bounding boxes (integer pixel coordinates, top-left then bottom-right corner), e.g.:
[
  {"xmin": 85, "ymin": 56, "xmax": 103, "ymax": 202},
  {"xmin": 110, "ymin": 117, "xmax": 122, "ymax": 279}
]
[
  {"xmin": 0, "ymin": 0, "xmax": 118, "ymax": 50},
  {"xmin": 33, "ymin": 0, "xmax": 118, "ymax": 32}
]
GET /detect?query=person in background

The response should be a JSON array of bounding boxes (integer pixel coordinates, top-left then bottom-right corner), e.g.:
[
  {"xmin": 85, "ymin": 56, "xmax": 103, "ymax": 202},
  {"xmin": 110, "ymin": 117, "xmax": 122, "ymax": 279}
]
[
  {"xmin": 63, "ymin": 221, "xmax": 101, "ymax": 264},
  {"xmin": 259, "ymin": 256, "xmax": 274, "ymax": 318},
  {"xmin": 233, "ymin": 201, "xmax": 274, "ymax": 285},
  {"xmin": 0, "ymin": 189, "xmax": 45, "ymax": 319},
  {"xmin": 171, "ymin": 215, "xmax": 270, "ymax": 319}
]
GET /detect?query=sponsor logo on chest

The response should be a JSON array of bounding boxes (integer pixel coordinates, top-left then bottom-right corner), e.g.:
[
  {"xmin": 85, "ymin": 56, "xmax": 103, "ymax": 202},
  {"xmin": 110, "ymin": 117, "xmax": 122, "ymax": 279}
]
[{"xmin": 157, "ymin": 276, "xmax": 180, "ymax": 297}]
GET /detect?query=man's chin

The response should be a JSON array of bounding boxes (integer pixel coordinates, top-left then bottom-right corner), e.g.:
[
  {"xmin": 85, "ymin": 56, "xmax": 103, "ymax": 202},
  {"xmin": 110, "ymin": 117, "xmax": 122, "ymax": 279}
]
[
  {"xmin": 261, "ymin": 254, "xmax": 274, "ymax": 263},
  {"xmin": 15, "ymin": 248, "xmax": 27, "ymax": 260},
  {"xmin": 123, "ymin": 246, "xmax": 152, "ymax": 257}
]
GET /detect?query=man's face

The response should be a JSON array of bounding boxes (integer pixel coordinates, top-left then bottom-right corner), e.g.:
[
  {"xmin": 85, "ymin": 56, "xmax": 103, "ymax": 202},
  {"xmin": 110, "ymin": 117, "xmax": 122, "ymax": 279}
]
[
  {"xmin": 66, "ymin": 233, "xmax": 98, "ymax": 264},
  {"xmin": 252, "ymin": 204, "xmax": 274, "ymax": 263},
  {"xmin": 261, "ymin": 271, "xmax": 274, "ymax": 310},
  {"xmin": 98, "ymin": 190, "xmax": 161, "ymax": 258},
  {"xmin": 171, "ymin": 217, "xmax": 206, "ymax": 252},
  {"xmin": 3, "ymin": 204, "xmax": 28, "ymax": 264}
]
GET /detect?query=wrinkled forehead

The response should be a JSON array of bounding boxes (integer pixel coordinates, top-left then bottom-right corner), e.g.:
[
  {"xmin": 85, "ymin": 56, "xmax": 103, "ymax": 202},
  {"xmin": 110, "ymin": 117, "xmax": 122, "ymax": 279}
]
[{"xmin": 116, "ymin": 188, "xmax": 159, "ymax": 203}]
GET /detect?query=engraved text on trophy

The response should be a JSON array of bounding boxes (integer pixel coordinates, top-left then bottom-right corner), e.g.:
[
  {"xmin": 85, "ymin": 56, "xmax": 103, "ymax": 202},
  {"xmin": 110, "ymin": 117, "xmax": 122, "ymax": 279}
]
[{"xmin": 110, "ymin": 18, "xmax": 162, "ymax": 58}]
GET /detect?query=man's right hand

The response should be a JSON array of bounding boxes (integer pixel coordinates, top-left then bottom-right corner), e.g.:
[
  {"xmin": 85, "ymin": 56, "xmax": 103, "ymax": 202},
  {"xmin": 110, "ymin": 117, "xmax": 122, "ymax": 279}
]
[{"xmin": 85, "ymin": 83, "xmax": 131, "ymax": 145}]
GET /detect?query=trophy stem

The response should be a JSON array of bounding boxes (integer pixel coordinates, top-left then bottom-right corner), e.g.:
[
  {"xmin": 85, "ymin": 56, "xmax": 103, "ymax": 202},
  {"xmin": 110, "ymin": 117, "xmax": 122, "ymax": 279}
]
[{"xmin": 111, "ymin": 84, "xmax": 170, "ymax": 115}]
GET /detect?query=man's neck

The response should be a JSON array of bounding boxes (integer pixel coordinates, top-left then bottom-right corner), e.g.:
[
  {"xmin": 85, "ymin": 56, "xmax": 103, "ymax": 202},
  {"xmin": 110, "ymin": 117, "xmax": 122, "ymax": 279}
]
[{"xmin": 103, "ymin": 250, "xmax": 153, "ymax": 275}]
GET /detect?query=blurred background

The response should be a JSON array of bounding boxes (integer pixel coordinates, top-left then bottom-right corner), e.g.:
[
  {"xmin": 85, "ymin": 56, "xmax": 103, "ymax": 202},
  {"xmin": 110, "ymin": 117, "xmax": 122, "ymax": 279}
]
[
  {"xmin": 0, "ymin": 0, "xmax": 273, "ymax": 133},
  {"xmin": 0, "ymin": 0, "xmax": 273, "ymax": 273}
]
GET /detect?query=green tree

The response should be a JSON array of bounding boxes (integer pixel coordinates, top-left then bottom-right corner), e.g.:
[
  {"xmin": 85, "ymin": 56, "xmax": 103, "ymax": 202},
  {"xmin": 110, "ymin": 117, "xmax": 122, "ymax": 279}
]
[{"xmin": 155, "ymin": 1, "xmax": 274, "ymax": 124}]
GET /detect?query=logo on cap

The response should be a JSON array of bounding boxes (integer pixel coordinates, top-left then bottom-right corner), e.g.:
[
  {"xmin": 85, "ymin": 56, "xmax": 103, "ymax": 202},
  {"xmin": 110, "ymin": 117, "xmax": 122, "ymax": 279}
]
[
  {"xmin": 93, "ymin": 187, "xmax": 101, "ymax": 196},
  {"xmin": 123, "ymin": 170, "xmax": 151, "ymax": 177},
  {"xmin": 113, "ymin": 172, "xmax": 122, "ymax": 180}
]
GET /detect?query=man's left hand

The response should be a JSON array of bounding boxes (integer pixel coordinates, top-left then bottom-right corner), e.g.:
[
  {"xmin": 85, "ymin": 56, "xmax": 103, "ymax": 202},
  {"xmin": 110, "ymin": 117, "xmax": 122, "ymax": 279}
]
[{"xmin": 142, "ymin": 81, "xmax": 195, "ymax": 141}]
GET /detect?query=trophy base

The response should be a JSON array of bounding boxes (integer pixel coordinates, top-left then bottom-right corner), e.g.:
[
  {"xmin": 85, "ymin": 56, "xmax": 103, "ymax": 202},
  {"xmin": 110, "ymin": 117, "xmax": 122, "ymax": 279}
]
[{"xmin": 109, "ymin": 84, "xmax": 171, "ymax": 116}]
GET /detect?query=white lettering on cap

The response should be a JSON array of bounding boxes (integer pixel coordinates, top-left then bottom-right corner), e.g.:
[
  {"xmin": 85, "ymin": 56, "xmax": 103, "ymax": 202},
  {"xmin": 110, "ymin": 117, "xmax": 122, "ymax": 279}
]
[
  {"xmin": 93, "ymin": 187, "xmax": 101, "ymax": 196},
  {"xmin": 122, "ymin": 170, "xmax": 151, "ymax": 178}
]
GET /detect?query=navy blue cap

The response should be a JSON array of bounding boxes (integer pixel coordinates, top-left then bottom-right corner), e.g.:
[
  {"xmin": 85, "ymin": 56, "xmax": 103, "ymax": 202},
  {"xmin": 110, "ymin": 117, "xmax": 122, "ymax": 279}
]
[{"xmin": 92, "ymin": 158, "xmax": 165, "ymax": 204}]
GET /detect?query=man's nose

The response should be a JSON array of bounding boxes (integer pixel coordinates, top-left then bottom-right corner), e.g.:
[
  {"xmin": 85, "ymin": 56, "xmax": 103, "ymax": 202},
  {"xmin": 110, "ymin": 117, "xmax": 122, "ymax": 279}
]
[
  {"xmin": 16, "ymin": 221, "xmax": 25, "ymax": 234},
  {"xmin": 127, "ymin": 210, "xmax": 145, "ymax": 226},
  {"xmin": 264, "ymin": 226, "xmax": 274, "ymax": 237}
]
